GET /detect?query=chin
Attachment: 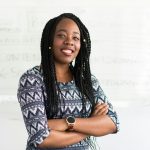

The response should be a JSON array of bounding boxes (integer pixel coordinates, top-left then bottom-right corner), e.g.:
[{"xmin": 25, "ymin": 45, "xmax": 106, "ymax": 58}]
[
  {"xmin": 55, "ymin": 57, "xmax": 74, "ymax": 65},
  {"xmin": 64, "ymin": 61, "xmax": 73, "ymax": 65},
  {"xmin": 63, "ymin": 59, "xmax": 74, "ymax": 64}
]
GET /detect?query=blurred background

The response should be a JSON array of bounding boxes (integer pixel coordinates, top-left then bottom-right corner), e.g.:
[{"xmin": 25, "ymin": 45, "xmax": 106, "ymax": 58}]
[{"xmin": 0, "ymin": 0, "xmax": 150, "ymax": 149}]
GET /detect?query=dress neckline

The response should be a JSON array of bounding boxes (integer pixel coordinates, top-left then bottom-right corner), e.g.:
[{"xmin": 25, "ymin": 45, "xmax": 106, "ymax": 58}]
[{"xmin": 36, "ymin": 65, "xmax": 75, "ymax": 85}]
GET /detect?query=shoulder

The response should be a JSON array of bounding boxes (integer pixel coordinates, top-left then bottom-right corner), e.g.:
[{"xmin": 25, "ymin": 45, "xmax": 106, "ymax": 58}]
[
  {"xmin": 91, "ymin": 74, "xmax": 100, "ymax": 88},
  {"xmin": 20, "ymin": 66, "xmax": 42, "ymax": 78},
  {"xmin": 18, "ymin": 66, "xmax": 44, "ymax": 87},
  {"xmin": 91, "ymin": 74, "xmax": 105, "ymax": 93}
]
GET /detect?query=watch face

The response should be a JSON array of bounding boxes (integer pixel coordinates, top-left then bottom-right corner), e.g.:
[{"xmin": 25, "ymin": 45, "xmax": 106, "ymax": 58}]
[{"xmin": 67, "ymin": 116, "xmax": 75, "ymax": 123}]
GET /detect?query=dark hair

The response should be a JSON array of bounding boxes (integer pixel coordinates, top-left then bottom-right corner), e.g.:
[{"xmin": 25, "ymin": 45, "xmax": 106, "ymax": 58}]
[{"xmin": 40, "ymin": 13, "xmax": 95, "ymax": 119}]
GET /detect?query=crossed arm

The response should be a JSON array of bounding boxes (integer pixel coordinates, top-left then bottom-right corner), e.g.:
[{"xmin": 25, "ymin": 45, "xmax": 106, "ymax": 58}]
[
  {"xmin": 18, "ymin": 73, "xmax": 119, "ymax": 149},
  {"xmin": 38, "ymin": 103, "xmax": 117, "ymax": 148}
]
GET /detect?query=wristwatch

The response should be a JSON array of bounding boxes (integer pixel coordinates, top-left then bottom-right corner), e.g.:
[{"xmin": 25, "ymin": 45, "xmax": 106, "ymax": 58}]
[{"xmin": 66, "ymin": 116, "xmax": 76, "ymax": 131}]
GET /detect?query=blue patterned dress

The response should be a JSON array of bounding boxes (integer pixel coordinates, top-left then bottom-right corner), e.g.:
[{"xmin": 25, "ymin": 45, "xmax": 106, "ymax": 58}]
[{"xmin": 17, "ymin": 66, "xmax": 119, "ymax": 150}]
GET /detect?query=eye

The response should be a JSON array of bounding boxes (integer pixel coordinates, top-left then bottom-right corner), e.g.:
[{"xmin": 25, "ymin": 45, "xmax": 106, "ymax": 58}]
[
  {"xmin": 57, "ymin": 34, "xmax": 66, "ymax": 39},
  {"xmin": 73, "ymin": 36, "xmax": 80, "ymax": 41}
]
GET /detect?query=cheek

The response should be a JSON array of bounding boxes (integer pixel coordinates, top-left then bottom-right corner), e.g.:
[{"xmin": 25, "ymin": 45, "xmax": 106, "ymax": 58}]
[
  {"xmin": 76, "ymin": 42, "xmax": 81, "ymax": 51},
  {"xmin": 53, "ymin": 38, "xmax": 62, "ymax": 48},
  {"xmin": 74, "ymin": 43, "xmax": 81, "ymax": 57}
]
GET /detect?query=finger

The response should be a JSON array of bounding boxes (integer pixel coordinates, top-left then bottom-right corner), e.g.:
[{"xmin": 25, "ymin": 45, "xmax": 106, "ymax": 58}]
[
  {"xmin": 92, "ymin": 107, "xmax": 100, "ymax": 115},
  {"xmin": 93, "ymin": 104, "xmax": 108, "ymax": 116},
  {"xmin": 101, "ymin": 109, "xmax": 109, "ymax": 115},
  {"xmin": 94, "ymin": 104, "xmax": 107, "ymax": 115},
  {"xmin": 91, "ymin": 111, "xmax": 96, "ymax": 116},
  {"xmin": 94, "ymin": 103, "xmax": 101, "ymax": 109},
  {"xmin": 96, "ymin": 105, "xmax": 109, "ymax": 115},
  {"xmin": 94, "ymin": 103, "xmax": 107, "ymax": 110},
  {"xmin": 96, "ymin": 110, "xmax": 108, "ymax": 116},
  {"xmin": 99, "ymin": 107, "xmax": 109, "ymax": 115}
]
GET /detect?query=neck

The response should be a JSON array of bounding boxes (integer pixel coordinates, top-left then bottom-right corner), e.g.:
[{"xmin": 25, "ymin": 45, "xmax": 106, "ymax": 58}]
[{"xmin": 55, "ymin": 63, "xmax": 73, "ymax": 83}]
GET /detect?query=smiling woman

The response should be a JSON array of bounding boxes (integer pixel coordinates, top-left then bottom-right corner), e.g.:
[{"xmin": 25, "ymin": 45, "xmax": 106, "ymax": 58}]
[
  {"xmin": 17, "ymin": 13, "xmax": 119, "ymax": 150},
  {"xmin": 52, "ymin": 18, "xmax": 81, "ymax": 66}
]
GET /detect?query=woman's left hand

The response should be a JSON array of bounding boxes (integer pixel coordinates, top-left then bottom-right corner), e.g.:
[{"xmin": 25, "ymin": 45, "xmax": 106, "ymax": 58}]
[{"xmin": 91, "ymin": 103, "xmax": 109, "ymax": 117}]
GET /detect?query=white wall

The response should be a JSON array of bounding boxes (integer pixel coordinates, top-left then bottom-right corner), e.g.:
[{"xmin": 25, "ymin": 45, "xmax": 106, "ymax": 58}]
[
  {"xmin": 1, "ymin": 0, "xmax": 150, "ymax": 106},
  {"xmin": 1, "ymin": 0, "xmax": 150, "ymax": 150},
  {"xmin": 1, "ymin": 0, "xmax": 150, "ymax": 107}
]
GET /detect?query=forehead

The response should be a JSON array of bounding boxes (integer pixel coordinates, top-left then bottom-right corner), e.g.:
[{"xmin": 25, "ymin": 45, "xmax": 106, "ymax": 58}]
[{"xmin": 55, "ymin": 18, "xmax": 80, "ymax": 33}]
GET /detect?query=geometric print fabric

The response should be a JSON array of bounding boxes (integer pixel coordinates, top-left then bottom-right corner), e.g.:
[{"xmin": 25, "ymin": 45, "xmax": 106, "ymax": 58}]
[{"xmin": 17, "ymin": 66, "xmax": 119, "ymax": 150}]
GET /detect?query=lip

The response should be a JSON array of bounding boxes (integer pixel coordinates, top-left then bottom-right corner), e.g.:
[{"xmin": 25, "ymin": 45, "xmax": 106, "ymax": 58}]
[
  {"xmin": 61, "ymin": 47, "xmax": 74, "ymax": 52},
  {"xmin": 61, "ymin": 47, "xmax": 74, "ymax": 56}
]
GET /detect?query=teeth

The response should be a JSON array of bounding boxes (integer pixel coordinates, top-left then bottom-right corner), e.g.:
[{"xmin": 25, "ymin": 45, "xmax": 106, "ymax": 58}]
[{"xmin": 62, "ymin": 50, "xmax": 72, "ymax": 54}]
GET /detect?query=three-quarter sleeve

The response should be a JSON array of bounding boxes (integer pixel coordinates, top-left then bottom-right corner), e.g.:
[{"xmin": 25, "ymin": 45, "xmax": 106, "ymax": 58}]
[
  {"xmin": 91, "ymin": 75, "xmax": 120, "ymax": 132},
  {"xmin": 17, "ymin": 71, "xmax": 50, "ymax": 148}
]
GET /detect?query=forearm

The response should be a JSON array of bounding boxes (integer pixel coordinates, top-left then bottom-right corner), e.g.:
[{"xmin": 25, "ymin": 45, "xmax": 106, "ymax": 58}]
[
  {"xmin": 74, "ymin": 115, "xmax": 117, "ymax": 136},
  {"xmin": 48, "ymin": 115, "xmax": 116, "ymax": 137},
  {"xmin": 48, "ymin": 119, "xmax": 68, "ymax": 131},
  {"xmin": 38, "ymin": 130, "xmax": 88, "ymax": 148}
]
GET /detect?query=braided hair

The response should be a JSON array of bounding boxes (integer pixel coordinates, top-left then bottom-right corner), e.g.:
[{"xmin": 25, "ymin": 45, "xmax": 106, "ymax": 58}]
[{"xmin": 40, "ymin": 13, "xmax": 95, "ymax": 119}]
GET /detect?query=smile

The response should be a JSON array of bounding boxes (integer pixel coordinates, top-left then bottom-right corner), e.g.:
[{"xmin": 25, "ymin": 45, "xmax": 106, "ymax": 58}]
[{"xmin": 61, "ymin": 49, "xmax": 74, "ymax": 56}]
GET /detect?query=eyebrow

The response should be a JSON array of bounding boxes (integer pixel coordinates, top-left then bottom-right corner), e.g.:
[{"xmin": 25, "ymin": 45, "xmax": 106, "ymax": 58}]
[{"xmin": 56, "ymin": 29, "xmax": 80, "ymax": 35}]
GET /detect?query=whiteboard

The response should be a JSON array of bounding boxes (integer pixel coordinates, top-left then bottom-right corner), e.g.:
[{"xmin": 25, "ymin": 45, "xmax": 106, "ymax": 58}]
[{"xmin": 0, "ymin": 0, "xmax": 150, "ymax": 107}]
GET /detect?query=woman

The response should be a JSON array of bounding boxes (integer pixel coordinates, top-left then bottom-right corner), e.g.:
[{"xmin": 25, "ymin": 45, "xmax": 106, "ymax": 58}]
[{"xmin": 17, "ymin": 13, "xmax": 119, "ymax": 150}]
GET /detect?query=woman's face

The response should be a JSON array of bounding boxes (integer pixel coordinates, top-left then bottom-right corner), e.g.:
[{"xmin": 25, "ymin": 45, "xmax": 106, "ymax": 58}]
[{"xmin": 52, "ymin": 18, "xmax": 81, "ymax": 65}]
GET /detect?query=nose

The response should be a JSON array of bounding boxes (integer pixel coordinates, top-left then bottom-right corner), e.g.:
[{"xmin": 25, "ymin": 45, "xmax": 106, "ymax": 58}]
[{"xmin": 64, "ymin": 38, "xmax": 73, "ymax": 46}]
